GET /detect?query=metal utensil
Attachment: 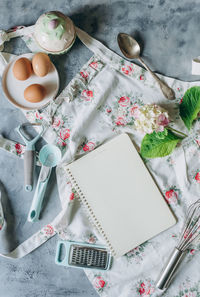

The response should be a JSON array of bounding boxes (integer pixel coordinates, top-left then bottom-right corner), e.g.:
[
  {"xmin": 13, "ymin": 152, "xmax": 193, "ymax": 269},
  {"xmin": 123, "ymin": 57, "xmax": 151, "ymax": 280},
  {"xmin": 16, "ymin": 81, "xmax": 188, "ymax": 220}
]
[
  {"xmin": 16, "ymin": 123, "xmax": 45, "ymax": 192},
  {"xmin": 55, "ymin": 240, "xmax": 112, "ymax": 270},
  {"xmin": 117, "ymin": 33, "xmax": 175, "ymax": 100},
  {"xmin": 156, "ymin": 199, "xmax": 200, "ymax": 290},
  {"xmin": 27, "ymin": 144, "xmax": 61, "ymax": 222}
]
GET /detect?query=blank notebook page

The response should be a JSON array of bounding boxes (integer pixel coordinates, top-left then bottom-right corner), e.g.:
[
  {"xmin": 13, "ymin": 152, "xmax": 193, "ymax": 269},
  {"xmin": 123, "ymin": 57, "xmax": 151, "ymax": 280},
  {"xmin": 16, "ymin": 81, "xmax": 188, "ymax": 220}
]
[{"xmin": 66, "ymin": 133, "xmax": 176, "ymax": 258}]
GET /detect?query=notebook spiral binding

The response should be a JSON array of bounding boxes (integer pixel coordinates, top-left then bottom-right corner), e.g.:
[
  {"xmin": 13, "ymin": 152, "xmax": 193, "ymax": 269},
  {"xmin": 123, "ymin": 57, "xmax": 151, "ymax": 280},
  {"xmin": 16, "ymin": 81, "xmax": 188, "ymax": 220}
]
[{"xmin": 66, "ymin": 167, "xmax": 116, "ymax": 257}]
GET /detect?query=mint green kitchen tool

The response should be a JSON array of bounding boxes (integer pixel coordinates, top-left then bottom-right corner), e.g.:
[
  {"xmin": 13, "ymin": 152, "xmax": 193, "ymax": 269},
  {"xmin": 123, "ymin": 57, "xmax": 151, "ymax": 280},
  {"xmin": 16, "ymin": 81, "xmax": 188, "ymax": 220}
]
[
  {"xmin": 27, "ymin": 144, "xmax": 61, "ymax": 222},
  {"xmin": 16, "ymin": 123, "xmax": 45, "ymax": 192},
  {"xmin": 55, "ymin": 240, "xmax": 112, "ymax": 271}
]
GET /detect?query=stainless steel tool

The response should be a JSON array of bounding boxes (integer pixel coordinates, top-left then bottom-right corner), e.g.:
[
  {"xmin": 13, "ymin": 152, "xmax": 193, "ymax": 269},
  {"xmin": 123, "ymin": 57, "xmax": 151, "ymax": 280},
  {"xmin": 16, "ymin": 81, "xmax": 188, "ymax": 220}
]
[
  {"xmin": 55, "ymin": 240, "xmax": 112, "ymax": 270},
  {"xmin": 16, "ymin": 123, "xmax": 45, "ymax": 192},
  {"xmin": 156, "ymin": 199, "xmax": 200, "ymax": 290},
  {"xmin": 117, "ymin": 33, "xmax": 175, "ymax": 100}
]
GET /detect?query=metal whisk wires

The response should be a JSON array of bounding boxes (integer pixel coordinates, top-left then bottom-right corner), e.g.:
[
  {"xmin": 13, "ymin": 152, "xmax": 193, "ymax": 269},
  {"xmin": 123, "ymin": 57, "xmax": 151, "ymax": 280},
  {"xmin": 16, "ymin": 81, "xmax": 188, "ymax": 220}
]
[
  {"xmin": 177, "ymin": 199, "xmax": 200, "ymax": 251},
  {"xmin": 156, "ymin": 199, "xmax": 200, "ymax": 290}
]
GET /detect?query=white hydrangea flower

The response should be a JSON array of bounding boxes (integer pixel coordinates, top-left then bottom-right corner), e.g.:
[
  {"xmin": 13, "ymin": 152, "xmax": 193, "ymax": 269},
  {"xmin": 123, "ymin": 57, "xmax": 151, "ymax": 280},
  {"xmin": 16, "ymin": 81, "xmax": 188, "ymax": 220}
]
[{"xmin": 134, "ymin": 104, "xmax": 170, "ymax": 134}]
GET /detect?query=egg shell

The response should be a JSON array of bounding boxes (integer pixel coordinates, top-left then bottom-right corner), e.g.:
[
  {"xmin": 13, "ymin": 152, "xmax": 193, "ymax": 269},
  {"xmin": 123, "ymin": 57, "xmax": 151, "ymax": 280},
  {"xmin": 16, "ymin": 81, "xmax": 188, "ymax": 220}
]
[
  {"xmin": 24, "ymin": 84, "xmax": 46, "ymax": 103},
  {"xmin": 32, "ymin": 53, "xmax": 51, "ymax": 77},
  {"xmin": 13, "ymin": 57, "xmax": 32, "ymax": 81}
]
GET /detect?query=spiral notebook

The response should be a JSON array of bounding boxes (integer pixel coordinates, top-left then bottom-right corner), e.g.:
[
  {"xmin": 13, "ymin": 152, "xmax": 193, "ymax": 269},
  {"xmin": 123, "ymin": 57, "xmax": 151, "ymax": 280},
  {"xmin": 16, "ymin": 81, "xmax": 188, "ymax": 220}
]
[{"xmin": 66, "ymin": 133, "xmax": 176, "ymax": 258}]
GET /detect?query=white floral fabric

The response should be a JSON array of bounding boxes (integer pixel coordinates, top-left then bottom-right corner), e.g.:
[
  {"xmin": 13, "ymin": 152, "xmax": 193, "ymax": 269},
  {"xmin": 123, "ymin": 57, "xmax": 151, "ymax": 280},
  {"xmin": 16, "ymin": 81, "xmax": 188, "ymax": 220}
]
[{"xmin": 1, "ymin": 27, "xmax": 200, "ymax": 297}]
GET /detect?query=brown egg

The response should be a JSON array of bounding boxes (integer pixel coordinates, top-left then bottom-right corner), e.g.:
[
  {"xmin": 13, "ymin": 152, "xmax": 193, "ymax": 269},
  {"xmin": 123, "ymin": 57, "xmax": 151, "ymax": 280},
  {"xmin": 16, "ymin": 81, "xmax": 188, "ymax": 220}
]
[
  {"xmin": 24, "ymin": 84, "xmax": 46, "ymax": 103},
  {"xmin": 13, "ymin": 57, "xmax": 32, "ymax": 80},
  {"xmin": 32, "ymin": 52, "xmax": 51, "ymax": 77}
]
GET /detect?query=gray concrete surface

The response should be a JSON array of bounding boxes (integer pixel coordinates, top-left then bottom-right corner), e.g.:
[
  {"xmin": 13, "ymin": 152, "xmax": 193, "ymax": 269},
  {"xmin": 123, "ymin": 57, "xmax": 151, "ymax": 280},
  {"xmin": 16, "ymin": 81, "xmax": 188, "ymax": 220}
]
[{"xmin": 0, "ymin": 0, "xmax": 200, "ymax": 296}]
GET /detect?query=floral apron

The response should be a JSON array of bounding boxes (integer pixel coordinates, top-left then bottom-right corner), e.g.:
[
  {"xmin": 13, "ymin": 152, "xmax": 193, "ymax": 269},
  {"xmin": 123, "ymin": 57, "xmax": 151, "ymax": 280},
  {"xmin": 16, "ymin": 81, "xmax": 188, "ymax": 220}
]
[{"xmin": 1, "ymin": 26, "xmax": 200, "ymax": 297}]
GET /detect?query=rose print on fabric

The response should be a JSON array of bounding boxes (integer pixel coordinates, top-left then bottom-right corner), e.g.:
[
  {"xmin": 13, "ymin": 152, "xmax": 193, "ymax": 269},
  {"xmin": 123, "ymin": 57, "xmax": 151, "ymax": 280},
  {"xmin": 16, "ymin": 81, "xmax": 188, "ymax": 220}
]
[
  {"xmin": 69, "ymin": 192, "xmax": 75, "ymax": 201},
  {"xmin": 125, "ymin": 242, "xmax": 148, "ymax": 264},
  {"xmin": 88, "ymin": 59, "xmax": 104, "ymax": 74},
  {"xmin": 56, "ymin": 128, "xmax": 70, "ymax": 149},
  {"xmin": 83, "ymin": 233, "xmax": 98, "ymax": 244},
  {"xmin": 165, "ymin": 189, "xmax": 177, "ymax": 203},
  {"xmin": 186, "ymin": 241, "xmax": 200, "ymax": 263},
  {"xmin": 26, "ymin": 111, "xmax": 43, "ymax": 123},
  {"xmin": 81, "ymin": 89, "xmax": 94, "ymax": 101},
  {"xmin": 89, "ymin": 61, "xmax": 98, "ymax": 70},
  {"xmin": 96, "ymin": 92, "xmax": 144, "ymax": 128},
  {"xmin": 0, "ymin": 136, "xmax": 25, "ymax": 159},
  {"xmin": 25, "ymin": 109, "xmax": 72, "ymax": 154},
  {"xmin": 166, "ymin": 155, "xmax": 176, "ymax": 167},
  {"xmin": 93, "ymin": 275, "xmax": 108, "ymax": 293},
  {"xmin": 190, "ymin": 248, "xmax": 195, "ymax": 255},
  {"xmin": 35, "ymin": 111, "xmax": 43, "ymax": 120},
  {"xmin": 176, "ymin": 84, "xmax": 185, "ymax": 103},
  {"xmin": 57, "ymin": 138, "xmax": 67, "ymax": 149},
  {"xmin": 44, "ymin": 224, "xmax": 55, "ymax": 236},
  {"xmin": 194, "ymin": 171, "xmax": 200, "ymax": 183},
  {"xmin": 39, "ymin": 224, "xmax": 56, "ymax": 241},
  {"xmin": 104, "ymin": 93, "xmax": 144, "ymax": 128},
  {"xmin": 179, "ymin": 97, "xmax": 183, "ymax": 104},
  {"xmin": 15, "ymin": 143, "xmax": 25, "ymax": 155},
  {"xmin": 174, "ymin": 279, "xmax": 200, "ymax": 297},
  {"xmin": 140, "ymin": 75, "xmax": 144, "ymax": 80},
  {"xmin": 164, "ymin": 186, "xmax": 181, "ymax": 205},
  {"xmin": 83, "ymin": 141, "xmax": 95, "ymax": 152},
  {"xmin": 115, "ymin": 116, "xmax": 127, "ymax": 126},
  {"xmin": 121, "ymin": 65, "xmax": 134, "ymax": 76},
  {"xmin": 119, "ymin": 59, "xmax": 147, "ymax": 82},
  {"xmin": 52, "ymin": 117, "xmax": 64, "ymax": 129},
  {"xmin": 87, "ymin": 234, "xmax": 97, "ymax": 244},
  {"xmin": 118, "ymin": 96, "xmax": 130, "ymax": 107},
  {"xmin": 80, "ymin": 70, "xmax": 89, "ymax": 80},
  {"xmin": 136, "ymin": 279, "xmax": 155, "ymax": 296},
  {"xmin": 59, "ymin": 128, "xmax": 70, "ymax": 141},
  {"xmin": 9, "ymin": 25, "xmax": 25, "ymax": 32},
  {"xmin": 185, "ymin": 248, "xmax": 198, "ymax": 264},
  {"xmin": 79, "ymin": 59, "xmax": 104, "ymax": 84},
  {"xmin": 78, "ymin": 138, "xmax": 99, "ymax": 155},
  {"xmin": 195, "ymin": 138, "xmax": 200, "ymax": 147},
  {"xmin": 69, "ymin": 188, "xmax": 79, "ymax": 202},
  {"xmin": 51, "ymin": 112, "xmax": 73, "ymax": 152},
  {"xmin": 129, "ymin": 104, "xmax": 140, "ymax": 119}
]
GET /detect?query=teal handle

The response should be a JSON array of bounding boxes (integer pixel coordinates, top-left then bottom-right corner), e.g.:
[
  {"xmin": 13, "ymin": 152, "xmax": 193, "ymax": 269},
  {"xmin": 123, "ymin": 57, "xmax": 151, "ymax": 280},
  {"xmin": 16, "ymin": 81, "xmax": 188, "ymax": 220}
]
[
  {"xmin": 55, "ymin": 240, "xmax": 113, "ymax": 270},
  {"xmin": 55, "ymin": 241, "xmax": 70, "ymax": 266},
  {"xmin": 15, "ymin": 124, "xmax": 44, "ymax": 149},
  {"xmin": 27, "ymin": 166, "xmax": 52, "ymax": 222}
]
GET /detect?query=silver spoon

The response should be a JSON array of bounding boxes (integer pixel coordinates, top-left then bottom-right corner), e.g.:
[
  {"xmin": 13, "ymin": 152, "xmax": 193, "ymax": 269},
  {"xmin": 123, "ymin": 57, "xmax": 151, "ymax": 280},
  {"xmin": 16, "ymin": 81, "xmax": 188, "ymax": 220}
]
[{"xmin": 117, "ymin": 33, "xmax": 175, "ymax": 100}]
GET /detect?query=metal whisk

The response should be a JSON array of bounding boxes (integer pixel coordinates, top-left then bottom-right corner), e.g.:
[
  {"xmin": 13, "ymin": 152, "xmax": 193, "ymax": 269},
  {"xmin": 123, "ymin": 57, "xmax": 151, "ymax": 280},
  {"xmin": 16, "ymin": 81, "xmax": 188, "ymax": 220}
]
[{"xmin": 156, "ymin": 199, "xmax": 200, "ymax": 290}]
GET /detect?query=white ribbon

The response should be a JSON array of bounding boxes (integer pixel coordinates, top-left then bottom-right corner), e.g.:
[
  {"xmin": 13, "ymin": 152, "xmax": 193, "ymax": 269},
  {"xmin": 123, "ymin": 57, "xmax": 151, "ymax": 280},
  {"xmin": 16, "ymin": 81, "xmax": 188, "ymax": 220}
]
[
  {"xmin": 0, "ymin": 30, "xmax": 10, "ymax": 51},
  {"xmin": 0, "ymin": 26, "xmax": 35, "ymax": 51}
]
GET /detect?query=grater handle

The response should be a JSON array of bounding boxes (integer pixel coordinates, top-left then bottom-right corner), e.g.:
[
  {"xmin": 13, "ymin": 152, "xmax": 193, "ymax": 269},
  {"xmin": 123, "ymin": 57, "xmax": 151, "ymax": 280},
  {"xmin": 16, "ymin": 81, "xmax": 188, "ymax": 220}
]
[
  {"xmin": 55, "ymin": 240, "xmax": 69, "ymax": 266},
  {"xmin": 156, "ymin": 247, "xmax": 186, "ymax": 290}
]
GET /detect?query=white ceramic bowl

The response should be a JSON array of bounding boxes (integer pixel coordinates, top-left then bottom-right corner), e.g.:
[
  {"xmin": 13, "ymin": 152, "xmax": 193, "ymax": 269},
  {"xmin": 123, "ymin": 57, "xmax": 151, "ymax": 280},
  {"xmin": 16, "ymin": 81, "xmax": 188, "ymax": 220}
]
[{"xmin": 2, "ymin": 53, "xmax": 59, "ymax": 110}]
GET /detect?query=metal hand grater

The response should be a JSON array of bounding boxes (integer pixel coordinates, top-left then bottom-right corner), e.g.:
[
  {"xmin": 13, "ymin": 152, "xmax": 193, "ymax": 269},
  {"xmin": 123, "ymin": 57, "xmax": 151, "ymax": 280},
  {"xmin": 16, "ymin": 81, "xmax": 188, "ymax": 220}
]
[{"xmin": 55, "ymin": 240, "xmax": 112, "ymax": 270}]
